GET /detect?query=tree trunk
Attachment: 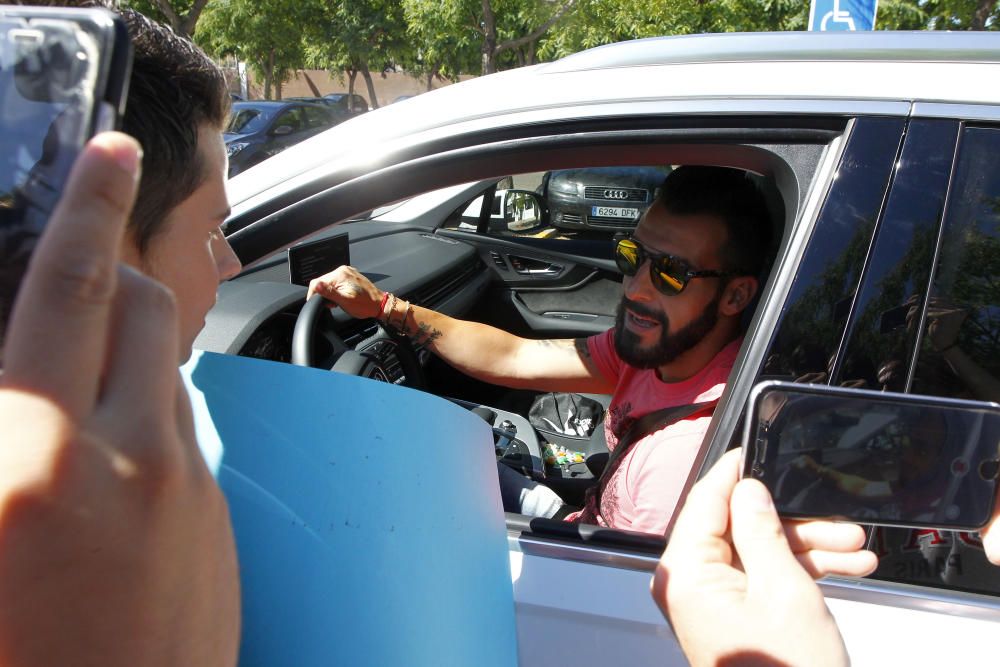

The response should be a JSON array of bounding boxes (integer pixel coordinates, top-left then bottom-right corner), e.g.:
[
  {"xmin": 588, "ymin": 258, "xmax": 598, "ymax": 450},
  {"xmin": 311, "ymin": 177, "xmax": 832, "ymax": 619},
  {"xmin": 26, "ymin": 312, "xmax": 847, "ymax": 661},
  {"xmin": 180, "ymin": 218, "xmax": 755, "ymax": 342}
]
[
  {"xmin": 972, "ymin": 0, "xmax": 994, "ymax": 29},
  {"xmin": 301, "ymin": 71, "xmax": 321, "ymax": 97},
  {"xmin": 426, "ymin": 71, "xmax": 434, "ymax": 92},
  {"xmin": 360, "ymin": 65, "xmax": 379, "ymax": 109},
  {"xmin": 276, "ymin": 80, "xmax": 283, "ymax": 100},
  {"xmin": 347, "ymin": 68, "xmax": 357, "ymax": 97},
  {"xmin": 151, "ymin": 0, "xmax": 210, "ymax": 38},
  {"xmin": 481, "ymin": 0, "xmax": 498, "ymax": 74},
  {"xmin": 264, "ymin": 49, "xmax": 274, "ymax": 100}
]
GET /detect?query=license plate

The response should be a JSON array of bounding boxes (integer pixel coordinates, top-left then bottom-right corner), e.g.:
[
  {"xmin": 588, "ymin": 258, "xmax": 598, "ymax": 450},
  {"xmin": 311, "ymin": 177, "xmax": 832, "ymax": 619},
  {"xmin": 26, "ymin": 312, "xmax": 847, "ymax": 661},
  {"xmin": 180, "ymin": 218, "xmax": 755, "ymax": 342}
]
[{"xmin": 591, "ymin": 206, "xmax": 640, "ymax": 219}]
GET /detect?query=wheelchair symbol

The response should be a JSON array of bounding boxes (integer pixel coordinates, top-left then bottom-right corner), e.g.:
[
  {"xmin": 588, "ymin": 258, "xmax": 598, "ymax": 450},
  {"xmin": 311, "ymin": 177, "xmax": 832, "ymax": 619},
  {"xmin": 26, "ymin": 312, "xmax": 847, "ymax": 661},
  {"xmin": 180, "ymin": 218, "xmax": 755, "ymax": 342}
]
[{"xmin": 821, "ymin": 0, "xmax": 857, "ymax": 30}]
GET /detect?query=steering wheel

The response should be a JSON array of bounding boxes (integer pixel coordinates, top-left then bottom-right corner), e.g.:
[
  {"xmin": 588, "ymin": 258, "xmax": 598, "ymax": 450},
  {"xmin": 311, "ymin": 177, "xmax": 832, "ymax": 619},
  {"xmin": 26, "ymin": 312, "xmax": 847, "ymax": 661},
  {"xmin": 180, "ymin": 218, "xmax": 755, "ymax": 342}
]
[{"xmin": 291, "ymin": 294, "xmax": 425, "ymax": 389}]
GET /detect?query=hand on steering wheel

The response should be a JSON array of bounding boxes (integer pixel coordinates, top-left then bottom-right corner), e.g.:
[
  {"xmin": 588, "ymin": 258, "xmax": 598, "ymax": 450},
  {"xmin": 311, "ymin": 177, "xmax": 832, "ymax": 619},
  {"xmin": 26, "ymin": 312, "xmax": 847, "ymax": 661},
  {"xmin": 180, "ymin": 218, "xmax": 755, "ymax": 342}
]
[{"xmin": 291, "ymin": 293, "xmax": 425, "ymax": 389}]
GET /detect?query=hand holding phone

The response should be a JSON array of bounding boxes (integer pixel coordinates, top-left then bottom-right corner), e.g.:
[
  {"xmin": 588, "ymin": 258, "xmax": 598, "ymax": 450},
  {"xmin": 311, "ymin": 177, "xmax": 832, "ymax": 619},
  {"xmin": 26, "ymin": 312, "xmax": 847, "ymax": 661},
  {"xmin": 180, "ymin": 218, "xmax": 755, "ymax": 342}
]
[{"xmin": 0, "ymin": 5, "xmax": 130, "ymax": 342}]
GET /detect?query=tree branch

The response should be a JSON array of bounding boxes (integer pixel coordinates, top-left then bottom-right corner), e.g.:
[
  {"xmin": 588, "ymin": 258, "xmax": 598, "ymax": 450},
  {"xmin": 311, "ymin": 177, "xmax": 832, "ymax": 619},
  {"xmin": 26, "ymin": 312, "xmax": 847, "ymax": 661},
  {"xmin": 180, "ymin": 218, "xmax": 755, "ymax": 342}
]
[
  {"xmin": 179, "ymin": 0, "xmax": 212, "ymax": 37},
  {"xmin": 495, "ymin": 0, "xmax": 576, "ymax": 53},
  {"xmin": 151, "ymin": 0, "xmax": 181, "ymax": 32}
]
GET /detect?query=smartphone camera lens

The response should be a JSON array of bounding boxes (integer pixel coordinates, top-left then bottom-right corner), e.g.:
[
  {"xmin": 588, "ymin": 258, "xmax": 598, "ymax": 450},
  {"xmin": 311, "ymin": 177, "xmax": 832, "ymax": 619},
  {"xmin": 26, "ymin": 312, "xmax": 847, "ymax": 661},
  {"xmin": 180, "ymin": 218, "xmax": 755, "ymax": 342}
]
[{"xmin": 978, "ymin": 459, "xmax": 1000, "ymax": 481}]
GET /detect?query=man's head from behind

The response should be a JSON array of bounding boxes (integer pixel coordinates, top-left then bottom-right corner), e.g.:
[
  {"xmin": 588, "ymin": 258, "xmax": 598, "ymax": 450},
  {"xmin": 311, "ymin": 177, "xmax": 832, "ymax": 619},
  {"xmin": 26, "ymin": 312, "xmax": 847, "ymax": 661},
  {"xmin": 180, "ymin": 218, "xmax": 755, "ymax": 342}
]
[{"xmin": 614, "ymin": 166, "xmax": 772, "ymax": 379}]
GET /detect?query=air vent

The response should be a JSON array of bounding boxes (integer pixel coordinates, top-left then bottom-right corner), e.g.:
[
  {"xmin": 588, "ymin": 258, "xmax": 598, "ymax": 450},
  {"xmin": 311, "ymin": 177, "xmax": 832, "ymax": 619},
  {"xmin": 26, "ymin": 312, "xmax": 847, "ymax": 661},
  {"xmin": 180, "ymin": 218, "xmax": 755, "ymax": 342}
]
[
  {"xmin": 341, "ymin": 320, "xmax": 379, "ymax": 348},
  {"xmin": 406, "ymin": 256, "xmax": 485, "ymax": 308},
  {"xmin": 490, "ymin": 251, "xmax": 509, "ymax": 271},
  {"xmin": 561, "ymin": 213, "xmax": 583, "ymax": 224}
]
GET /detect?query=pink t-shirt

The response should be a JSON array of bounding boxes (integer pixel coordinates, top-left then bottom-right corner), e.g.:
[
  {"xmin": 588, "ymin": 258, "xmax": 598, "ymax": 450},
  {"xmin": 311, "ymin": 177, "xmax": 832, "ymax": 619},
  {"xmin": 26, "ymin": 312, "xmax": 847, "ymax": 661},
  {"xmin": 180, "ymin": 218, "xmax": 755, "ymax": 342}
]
[{"xmin": 570, "ymin": 332, "xmax": 740, "ymax": 535}]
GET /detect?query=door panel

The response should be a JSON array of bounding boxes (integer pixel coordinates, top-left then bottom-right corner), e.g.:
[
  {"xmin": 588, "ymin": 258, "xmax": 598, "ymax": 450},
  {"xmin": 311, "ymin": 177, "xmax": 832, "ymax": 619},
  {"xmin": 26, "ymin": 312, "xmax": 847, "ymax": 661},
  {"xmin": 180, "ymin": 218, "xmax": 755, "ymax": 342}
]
[{"xmin": 442, "ymin": 230, "xmax": 623, "ymax": 338}]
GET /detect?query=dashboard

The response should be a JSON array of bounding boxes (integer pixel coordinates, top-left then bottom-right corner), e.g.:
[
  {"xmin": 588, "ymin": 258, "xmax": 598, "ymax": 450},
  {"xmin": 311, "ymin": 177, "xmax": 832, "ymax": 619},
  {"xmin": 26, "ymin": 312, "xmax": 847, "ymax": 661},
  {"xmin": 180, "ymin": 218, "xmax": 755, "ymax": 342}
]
[{"xmin": 194, "ymin": 220, "xmax": 492, "ymax": 373}]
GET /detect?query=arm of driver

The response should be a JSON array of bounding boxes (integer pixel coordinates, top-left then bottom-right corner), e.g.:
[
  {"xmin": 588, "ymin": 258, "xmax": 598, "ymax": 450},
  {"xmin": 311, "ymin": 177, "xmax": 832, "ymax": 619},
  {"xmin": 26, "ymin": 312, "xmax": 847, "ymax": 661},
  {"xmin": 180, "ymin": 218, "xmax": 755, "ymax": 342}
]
[
  {"xmin": 652, "ymin": 449, "xmax": 873, "ymax": 667},
  {"xmin": 0, "ymin": 133, "xmax": 240, "ymax": 667},
  {"xmin": 308, "ymin": 265, "xmax": 613, "ymax": 393}
]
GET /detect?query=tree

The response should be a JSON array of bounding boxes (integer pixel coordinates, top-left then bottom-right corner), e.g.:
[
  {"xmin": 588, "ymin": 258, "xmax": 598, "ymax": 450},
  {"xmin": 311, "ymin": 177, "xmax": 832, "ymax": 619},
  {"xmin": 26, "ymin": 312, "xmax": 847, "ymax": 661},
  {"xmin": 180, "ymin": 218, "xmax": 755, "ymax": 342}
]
[
  {"xmin": 304, "ymin": 0, "xmax": 409, "ymax": 108},
  {"xmin": 539, "ymin": 0, "xmax": 807, "ymax": 60},
  {"xmin": 405, "ymin": 0, "xmax": 578, "ymax": 76},
  {"xmin": 122, "ymin": 0, "xmax": 211, "ymax": 37},
  {"xmin": 877, "ymin": 0, "xmax": 999, "ymax": 29},
  {"xmin": 197, "ymin": 0, "xmax": 311, "ymax": 99},
  {"xmin": 402, "ymin": 0, "xmax": 480, "ymax": 89}
]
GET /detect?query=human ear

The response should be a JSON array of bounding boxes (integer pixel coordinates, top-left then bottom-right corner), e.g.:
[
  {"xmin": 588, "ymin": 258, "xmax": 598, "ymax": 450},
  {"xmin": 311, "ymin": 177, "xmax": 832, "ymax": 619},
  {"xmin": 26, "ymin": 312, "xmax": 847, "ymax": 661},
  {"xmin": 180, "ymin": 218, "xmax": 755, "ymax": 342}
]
[{"xmin": 720, "ymin": 276, "xmax": 758, "ymax": 316}]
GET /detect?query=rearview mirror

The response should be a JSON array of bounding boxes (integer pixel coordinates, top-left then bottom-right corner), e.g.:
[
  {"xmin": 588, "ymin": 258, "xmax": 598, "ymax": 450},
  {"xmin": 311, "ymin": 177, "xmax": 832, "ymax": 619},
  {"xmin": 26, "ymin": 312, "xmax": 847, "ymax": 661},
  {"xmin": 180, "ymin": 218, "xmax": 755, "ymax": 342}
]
[{"xmin": 503, "ymin": 190, "xmax": 545, "ymax": 232}]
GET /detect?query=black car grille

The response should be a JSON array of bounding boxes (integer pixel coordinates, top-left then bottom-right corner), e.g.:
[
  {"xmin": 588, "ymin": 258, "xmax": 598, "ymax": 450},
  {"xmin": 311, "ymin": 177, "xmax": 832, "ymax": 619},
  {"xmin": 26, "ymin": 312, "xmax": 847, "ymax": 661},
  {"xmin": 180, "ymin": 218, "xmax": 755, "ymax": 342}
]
[
  {"xmin": 587, "ymin": 217, "xmax": 639, "ymax": 228},
  {"xmin": 561, "ymin": 213, "xmax": 583, "ymax": 224},
  {"xmin": 583, "ymin": 186, "xmax": 648, "ymax": 202}
]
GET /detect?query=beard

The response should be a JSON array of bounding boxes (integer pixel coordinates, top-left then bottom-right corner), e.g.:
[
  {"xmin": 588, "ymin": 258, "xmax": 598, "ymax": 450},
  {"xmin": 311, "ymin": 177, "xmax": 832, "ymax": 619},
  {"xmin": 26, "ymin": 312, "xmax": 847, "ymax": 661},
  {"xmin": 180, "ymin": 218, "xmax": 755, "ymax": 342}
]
[{"xmin": 613, "ymin": 291, "xmax": 721, "ymax": 369}]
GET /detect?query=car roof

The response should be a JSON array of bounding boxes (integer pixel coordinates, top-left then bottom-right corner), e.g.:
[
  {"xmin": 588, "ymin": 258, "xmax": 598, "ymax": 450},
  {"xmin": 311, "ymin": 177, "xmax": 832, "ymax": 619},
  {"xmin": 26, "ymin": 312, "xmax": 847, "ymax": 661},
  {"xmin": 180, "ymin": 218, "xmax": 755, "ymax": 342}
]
[{"xmin": 228, "ymin": 31, "xmax": 1000, "ymax": 212}]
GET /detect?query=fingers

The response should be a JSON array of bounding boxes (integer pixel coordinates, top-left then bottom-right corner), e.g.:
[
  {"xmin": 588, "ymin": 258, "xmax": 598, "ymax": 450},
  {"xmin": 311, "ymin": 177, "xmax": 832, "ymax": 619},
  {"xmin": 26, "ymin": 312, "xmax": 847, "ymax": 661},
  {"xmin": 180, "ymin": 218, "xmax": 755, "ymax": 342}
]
[
  {"xmin": 728, "ymin": 478, "xmax": 814, "ymax": 593},
  {"xmin": 795, "ymin": 548, "xmax": 878, "ymax": 579},
  {"xmin": 668, "ymin": 449, "xmax": 742, "ymax": 551},
  {"xmin": 99, "ymin": 266, "xmax": 181, "ymax": 436},
  {"xmin": 982, "ymin": 509, "xmax": 1000, "ymax": 566},
  {"xmin": 786, "ymin": 519, "xmax": 879, "ymax": 577},
  {"xmin": 4, "ymin": 133, "xmax": 142, "ymax": 420},
  {"xmin": 784, "ymin": 519, "xmax": 866, "ymax": 553}
]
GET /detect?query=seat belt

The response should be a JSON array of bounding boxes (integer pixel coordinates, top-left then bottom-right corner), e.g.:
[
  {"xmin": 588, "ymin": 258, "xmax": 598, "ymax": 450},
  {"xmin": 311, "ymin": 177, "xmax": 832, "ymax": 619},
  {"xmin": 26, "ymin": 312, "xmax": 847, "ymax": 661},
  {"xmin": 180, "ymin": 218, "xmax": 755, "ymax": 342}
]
[{"xmin": 575, "ymin": 401, "xmax": 715, "ymax": 526}]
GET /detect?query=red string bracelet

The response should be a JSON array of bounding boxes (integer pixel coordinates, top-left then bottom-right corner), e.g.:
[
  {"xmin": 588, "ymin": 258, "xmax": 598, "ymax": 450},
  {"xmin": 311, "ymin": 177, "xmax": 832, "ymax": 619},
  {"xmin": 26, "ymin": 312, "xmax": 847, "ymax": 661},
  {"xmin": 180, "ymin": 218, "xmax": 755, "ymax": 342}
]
[{"xmin": 378, "ymin": 292, "xmax": 390, "ymax": 320}]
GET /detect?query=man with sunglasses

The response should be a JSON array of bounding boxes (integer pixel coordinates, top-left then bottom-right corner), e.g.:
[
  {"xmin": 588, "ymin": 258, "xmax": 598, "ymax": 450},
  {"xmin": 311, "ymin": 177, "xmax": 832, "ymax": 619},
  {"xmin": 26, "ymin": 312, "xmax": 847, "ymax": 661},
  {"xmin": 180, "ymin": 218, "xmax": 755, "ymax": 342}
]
[{"xmin": 309, "ymin": 166, "xmax": 772, "ymax": 534}]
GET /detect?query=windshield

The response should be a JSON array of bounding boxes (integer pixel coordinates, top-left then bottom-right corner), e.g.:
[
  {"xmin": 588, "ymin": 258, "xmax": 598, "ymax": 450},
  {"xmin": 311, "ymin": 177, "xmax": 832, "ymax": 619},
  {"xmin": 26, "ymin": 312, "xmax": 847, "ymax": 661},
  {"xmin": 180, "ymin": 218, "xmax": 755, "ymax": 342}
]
[{"xmin": 226, "ymin": 106, "xmax": 271, "ymax": 134}]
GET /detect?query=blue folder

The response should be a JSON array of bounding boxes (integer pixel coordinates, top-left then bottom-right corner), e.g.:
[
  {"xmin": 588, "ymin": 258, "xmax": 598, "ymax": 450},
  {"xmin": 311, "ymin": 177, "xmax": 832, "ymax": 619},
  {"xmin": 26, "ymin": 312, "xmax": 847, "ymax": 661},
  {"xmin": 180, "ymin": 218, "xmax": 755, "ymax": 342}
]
[{"xmin": 182, "ymin": 351, "xmax": 518, "ymax": 667}]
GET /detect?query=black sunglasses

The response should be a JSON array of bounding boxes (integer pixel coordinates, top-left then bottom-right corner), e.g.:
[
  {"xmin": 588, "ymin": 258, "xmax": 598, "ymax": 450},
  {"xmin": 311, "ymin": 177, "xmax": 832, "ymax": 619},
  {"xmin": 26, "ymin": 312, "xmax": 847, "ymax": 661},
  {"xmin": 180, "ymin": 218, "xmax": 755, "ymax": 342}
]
[{"xmin": 614, "ymin": 237, "xmax": 729, "ymax": 295}]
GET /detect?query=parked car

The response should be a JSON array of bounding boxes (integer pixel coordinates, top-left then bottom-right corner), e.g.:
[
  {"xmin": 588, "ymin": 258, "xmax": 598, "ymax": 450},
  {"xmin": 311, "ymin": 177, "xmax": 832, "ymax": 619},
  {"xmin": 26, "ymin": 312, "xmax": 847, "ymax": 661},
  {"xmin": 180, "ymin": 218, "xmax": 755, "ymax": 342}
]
[
  {"xmin": 541, "ymin": 166, "xmax": 671, "ymax": 233},
  {"xmin": 322, "ymin": 92, "xmax": 370, "ymax": 121},
  {"xmin": 210, "ymin": 32, "xmax": 1000, "ymax": 664},
  {"xmin": 224, "ymin": 100, "xmax": 337, "ymax": 178}
]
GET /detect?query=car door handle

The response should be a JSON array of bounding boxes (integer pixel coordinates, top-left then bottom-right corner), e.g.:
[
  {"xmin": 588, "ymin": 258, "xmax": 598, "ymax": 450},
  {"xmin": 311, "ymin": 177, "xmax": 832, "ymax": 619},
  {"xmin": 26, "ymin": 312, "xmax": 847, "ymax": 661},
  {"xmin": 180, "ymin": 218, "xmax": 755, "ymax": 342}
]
[{"xmin": 508, "ymin": 255, "xmax": 563, "ymax": 276}]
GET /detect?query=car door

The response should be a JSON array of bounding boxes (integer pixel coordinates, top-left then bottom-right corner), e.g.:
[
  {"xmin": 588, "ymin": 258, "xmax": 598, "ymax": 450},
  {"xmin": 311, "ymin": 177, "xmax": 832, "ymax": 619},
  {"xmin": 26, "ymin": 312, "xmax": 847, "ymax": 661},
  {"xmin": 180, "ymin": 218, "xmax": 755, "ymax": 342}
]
[
  {"xmin": 225, "ymin": 104, "xmax": 1000, "ymax": 664},
  {"xmin": 267, "ymin": 106, "xmax": 308, "ymax": 155},
  {"xmin": 693, "ymin": 115, "xmax": 1000, "ymax": 662},
  {"xmin": 434, "ymin": 172, "xmax": 647, "ymax": 343}
]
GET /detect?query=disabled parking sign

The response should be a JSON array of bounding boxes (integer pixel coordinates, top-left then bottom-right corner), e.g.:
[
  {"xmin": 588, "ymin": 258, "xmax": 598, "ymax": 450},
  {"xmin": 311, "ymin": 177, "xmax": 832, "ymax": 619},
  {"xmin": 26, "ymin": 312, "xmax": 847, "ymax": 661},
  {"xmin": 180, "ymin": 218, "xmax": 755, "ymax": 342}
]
[{"xmin": 809, "ymin": 0, "xmax": 878, "ymax": 31}]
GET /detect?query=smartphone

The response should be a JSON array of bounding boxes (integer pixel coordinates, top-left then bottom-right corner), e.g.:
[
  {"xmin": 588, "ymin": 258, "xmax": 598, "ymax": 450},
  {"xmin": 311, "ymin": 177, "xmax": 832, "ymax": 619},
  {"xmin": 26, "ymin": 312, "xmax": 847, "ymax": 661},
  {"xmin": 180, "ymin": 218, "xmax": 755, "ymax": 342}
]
[
  {"xmin": 742, "ymin": 381, "xmax": 1000, "ymax": 531},
  {"xmin": 879, "ymin": 303, "xmax": 911, "ymax": 334},
  {"xmin": 0, "ymin": 6, "xmax": 131, "ymax": 338}
]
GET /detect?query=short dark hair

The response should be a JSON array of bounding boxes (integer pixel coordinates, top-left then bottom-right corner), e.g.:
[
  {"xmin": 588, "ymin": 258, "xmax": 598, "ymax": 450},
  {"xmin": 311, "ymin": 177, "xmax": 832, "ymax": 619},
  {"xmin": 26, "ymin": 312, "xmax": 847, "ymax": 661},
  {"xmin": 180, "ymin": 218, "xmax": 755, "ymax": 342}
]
[
  {"xmin": 657, "ymin": 166, "xmax": 773, "ymax": 277},
  {"xmin": 33, "ymin": 2, "xmax": 230, "ymax": 252},
  {"xmin": 116, "ymin": 8, "xmax": 230, "ymax": 252}
]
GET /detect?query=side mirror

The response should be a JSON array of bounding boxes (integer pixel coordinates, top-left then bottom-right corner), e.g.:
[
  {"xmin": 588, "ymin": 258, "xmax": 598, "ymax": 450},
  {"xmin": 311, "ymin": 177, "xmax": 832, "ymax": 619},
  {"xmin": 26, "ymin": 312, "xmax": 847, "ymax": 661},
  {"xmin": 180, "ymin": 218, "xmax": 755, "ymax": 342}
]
[
  {"xmin": 271, "ymin": 125, "xmax": 294, "ymax": 136},
  {"xmin": 503, "ymin": 190, "xmax": 545, "ymax": 232}
]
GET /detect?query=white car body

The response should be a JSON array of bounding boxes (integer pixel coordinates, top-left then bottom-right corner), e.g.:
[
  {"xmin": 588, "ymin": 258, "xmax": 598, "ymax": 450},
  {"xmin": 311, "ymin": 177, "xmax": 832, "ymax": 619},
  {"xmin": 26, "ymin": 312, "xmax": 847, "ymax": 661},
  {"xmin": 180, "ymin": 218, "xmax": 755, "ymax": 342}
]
[{"xmin": 219, "ymin": 32, "xmax": 1000, "ymax": 665}]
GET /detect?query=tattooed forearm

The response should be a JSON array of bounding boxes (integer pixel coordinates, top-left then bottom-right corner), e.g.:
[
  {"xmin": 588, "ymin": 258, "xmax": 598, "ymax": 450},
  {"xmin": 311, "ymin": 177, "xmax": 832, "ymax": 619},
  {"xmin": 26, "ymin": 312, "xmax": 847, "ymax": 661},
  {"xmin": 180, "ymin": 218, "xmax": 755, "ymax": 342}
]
[
  {"xmin": 409, "ymin": 321, "xmax": 443, "ymax": 346},
  {"xmin": 533, "ymin": 338, "xmax": 579, "ymax": 356},
  {"xmin": 573, "ymin": 338, "xmax": 592, "ymax": 361}
]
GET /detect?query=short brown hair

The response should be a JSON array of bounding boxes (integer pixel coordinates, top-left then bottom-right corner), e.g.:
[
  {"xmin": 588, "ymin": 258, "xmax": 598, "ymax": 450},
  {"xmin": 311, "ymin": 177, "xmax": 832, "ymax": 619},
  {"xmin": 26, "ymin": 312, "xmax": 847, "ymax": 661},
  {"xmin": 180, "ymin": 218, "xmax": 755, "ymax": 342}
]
[{"xmin": 115, "ymin": 7, "xmax": 230, "ymax": 252}]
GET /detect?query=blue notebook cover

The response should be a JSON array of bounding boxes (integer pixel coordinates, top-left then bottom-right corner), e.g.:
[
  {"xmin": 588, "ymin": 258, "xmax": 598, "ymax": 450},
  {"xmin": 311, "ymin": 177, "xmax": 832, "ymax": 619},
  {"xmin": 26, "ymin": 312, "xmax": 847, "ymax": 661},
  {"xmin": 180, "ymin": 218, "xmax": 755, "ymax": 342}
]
[{"xmin": 182, "ymin": 351, "xmax": 518, "ymax": 667}]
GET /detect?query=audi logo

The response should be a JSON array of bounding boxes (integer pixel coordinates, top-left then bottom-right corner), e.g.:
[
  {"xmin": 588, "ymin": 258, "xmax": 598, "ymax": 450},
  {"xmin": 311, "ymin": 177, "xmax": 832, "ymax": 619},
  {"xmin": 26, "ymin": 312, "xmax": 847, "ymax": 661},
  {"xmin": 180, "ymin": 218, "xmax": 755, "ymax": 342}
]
[{"xmin": 603, "ymin": 189, "xmax": 629, "ymax": 200}]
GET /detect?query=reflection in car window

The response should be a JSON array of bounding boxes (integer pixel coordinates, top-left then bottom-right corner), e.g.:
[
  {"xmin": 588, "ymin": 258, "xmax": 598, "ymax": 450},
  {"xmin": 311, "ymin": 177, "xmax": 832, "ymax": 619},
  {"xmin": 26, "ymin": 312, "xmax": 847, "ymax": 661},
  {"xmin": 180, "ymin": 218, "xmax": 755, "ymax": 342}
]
[
  {"xmin": 760, "ymin": 118, "xmax": 904, "ymax": 383},
  {"xmin": 870, "ymin": 126, "xmax": 1000, "ymax": 596},
  {"xmin": 834, "ymin": 120, "xmax": 959, "ymax": 391}
]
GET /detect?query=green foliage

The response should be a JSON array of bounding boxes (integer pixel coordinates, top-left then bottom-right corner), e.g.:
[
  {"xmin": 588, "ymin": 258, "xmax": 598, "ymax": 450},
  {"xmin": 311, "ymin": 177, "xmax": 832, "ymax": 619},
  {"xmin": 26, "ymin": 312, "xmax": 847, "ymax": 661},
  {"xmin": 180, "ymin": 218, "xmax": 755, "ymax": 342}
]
[{"xmin": 197, "ymin": 0, "xmax": 313, "ymax": 98}]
